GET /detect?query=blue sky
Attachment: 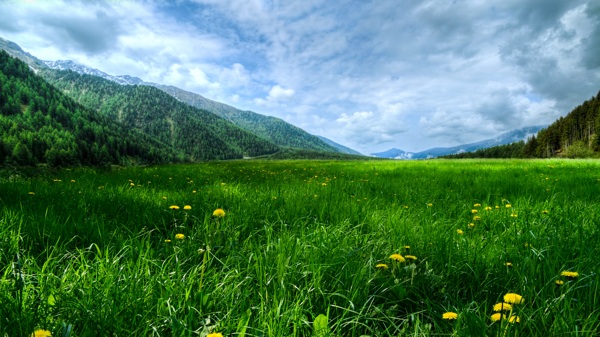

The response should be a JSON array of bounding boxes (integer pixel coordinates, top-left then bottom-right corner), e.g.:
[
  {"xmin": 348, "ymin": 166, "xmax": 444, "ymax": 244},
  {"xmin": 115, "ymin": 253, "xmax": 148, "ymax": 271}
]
[{"xmin": 1, "ymin": 0, "xmax": 599, "ymax": 154}]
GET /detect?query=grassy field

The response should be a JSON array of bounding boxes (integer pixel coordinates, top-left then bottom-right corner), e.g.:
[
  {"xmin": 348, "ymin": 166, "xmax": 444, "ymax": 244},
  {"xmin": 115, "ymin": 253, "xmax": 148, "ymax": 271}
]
[{"xmin": 1, "ymin": 159, "xmax": 599, "ymax": 337}]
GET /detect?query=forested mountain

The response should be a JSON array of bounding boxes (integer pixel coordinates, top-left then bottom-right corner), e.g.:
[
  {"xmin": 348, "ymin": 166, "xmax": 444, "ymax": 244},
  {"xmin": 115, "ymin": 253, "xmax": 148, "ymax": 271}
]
[
  {"xmin": 0, "ymin": 50, "xmax": 184, "ymax": 166},
  {"xmin": 443, "ymin": 92, "xmax": 600, "ymax": 159},
  {"xmin": 40, "ymin": 69, "xmax": 280, "ymax": 160},
  {"xmin": 526, "ymin": 92, "xmax": 600, "ymax": 158},
  {"xmin": 151, "ymin": 84, "xmax": 340, "ymax": 152}
]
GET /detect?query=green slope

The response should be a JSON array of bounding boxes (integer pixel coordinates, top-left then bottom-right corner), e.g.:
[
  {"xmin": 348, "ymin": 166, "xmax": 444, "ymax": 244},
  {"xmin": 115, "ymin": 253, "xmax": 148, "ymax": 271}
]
[
  {"xmin": 152, "ymin": 84, "xmax": 340, "ymax": 152},
  {"xmin": 41, "ymin": 69, "xmax": 280, "ymax": 160},
  {"xmin": 0, "ymin": 50, "xmax": 183, "ymax": 166}
]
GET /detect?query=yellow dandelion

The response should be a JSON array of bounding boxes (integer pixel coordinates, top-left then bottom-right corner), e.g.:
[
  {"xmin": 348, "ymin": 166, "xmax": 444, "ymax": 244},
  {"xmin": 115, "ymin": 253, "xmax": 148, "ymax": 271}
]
[
  {"xmin": 175, "ymin": 233, "xmax": 185, "ymax": 240},
  {"xmin": 321, "ymin": 183, "xmax": 327, "ymax": 186},
  {"xmin": 561, "ymin": 271, "xmax": 579, "ymax": 278},
  {"xmin": 213, "ymin": 208, "xmax": 226, "ymax": 217},
  {"xmin": 70, "ymin": 180, "xmax": 76, "ymax": 183},
  {"xmin": 442, "ymin": 312, "xmax": 458, "ymax": 320},
  {"xmin": 403, "ymin": 245, "xmax": 410, "ymax": 250},
  {"xmin": 457, "ymin": 229, "xmax": 464, "ymax": 235},
  {"xmin": 403, "ymin": 205, "xmax": 409, "ymax": 209},
  {"xmin": 473, "ymin": 215, "xmax": 481, "ymax": 221},
  {"xmin": 493, "ymin": 303, "xmax": 513, "ymax": 311},
  {"xmin": 508, "ymin": 315, "xmax": 520, "ymax": 323},
  {"xmin": 192, "ymin": 190, "xmax": 197, "ymax": 193},
  {"xmin": 389, "ymin": 254, "xmax": 405, "ymax": 262},
  {"xmin": 474, "ymin": 203, "xmax": 481, "ymax": 207},
  {"xmin": 162, "ymin": 196, "xmax": 167, "ymax": 200},
  {"xmin": 504, "ymin": 262, "xmax": 513, "ymax": 267},
  {"xmin": 490, "ymin": 313, "xmax": 502, "ymax": 322},
  {"xmin": 220, "ymin": 183, "xmax": 226, "ymax": 186},
  {"xmin": 510, "ymin": 213, "xmax": 518, "ymax": 218},
  {"xmin": 130, "ymin": 182, "xmax": 135, "ymax": 186},
  {"xmin": 468, "ymin": 223, "xmax": 475, "ymax": 228},
  {"xmin": 505, "ymin": 204, "xmax": 512, "ymax": 208},
  {"xmin": 405, "ymin": 255, "xmax": 417, "ymax": 261},
  {"xmin": 207, "ymin": 333, "xmax": 223, "ymax": 337},
  {"xmin": 503, "ymin": 293, "xmax": 524, "ymax": 304},
  {"xmin": 169, "ymin": 205, "xmax": 180, "ymax": 210},
  {"xmin": 427, "ymin": 203, "xmax": 433, "ymax": 207},
  {"xmin": 28, "ymin": 192, "xmax": 35, "ymax": 195},
  {"xmin": 485, "ymin": 206, "xmax": 492, "ymax": 211},
  {"xmin": 165, "ymin": 239, "xmax": 172, "ymax": 243},
  {"xmin": 495, "ymin": 205, "xmax": 500, "ymax": 209},
  {"xmin": 542, "ymin": 210, "xmax": 549, "ymax": 214},
  {"xmin": 471, "ymin": 209, "xmax": 478, "ymax": 214},
  {"xmin": 375, "ymin": 263, "xmax": 389, "ymax": 270},
  {"xmin": 556, "ymin": 279, "xmax": 564, "ymax": 285},
  {"xmin": 32, "ymin": 330, "xmax": 52, "ymax": 337},
  {"xmin": 183, "ymin": 205, "xmax": 192, "ymax": 210}
]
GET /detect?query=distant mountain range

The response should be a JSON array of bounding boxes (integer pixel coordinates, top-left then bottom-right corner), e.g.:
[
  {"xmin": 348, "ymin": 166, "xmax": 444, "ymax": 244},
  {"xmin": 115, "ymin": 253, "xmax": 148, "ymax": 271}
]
[{"xmin": 371, "ymin": 125, "xmax": 545, "ymax": 159}]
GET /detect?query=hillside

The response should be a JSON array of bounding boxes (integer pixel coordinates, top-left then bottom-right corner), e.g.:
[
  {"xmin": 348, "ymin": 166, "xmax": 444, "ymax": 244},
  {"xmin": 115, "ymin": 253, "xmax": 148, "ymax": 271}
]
[
  {"xmin": 526, "ymin": 92, "xmax": 600, "ymax": 158},
  {"xmin": 0, "ymin": 50, "xmax": 183, "ymax": 166},
  {"xmin": 124, "ymin": 83, "xmax": 340, "ymax": 153},
  {"xmin": 40, "ymin": 69, "xmax": 280, "ymax": 160}
]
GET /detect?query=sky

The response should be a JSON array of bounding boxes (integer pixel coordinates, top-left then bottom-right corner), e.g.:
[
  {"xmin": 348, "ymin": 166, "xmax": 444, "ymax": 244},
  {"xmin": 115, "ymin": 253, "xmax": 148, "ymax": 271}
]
[{"xmin": 1, "ymin": 0, "xmax": 599, "ymax": 154}]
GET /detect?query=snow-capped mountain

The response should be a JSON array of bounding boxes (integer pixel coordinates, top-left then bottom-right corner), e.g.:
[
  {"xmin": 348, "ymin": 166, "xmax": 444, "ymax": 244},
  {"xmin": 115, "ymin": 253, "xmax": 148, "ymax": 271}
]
[
  {"xmin": 372, "ymin": 125, "xmax": 545, "ymax": 159},
  {"xmin": 44, "ymin": 60, "xmax": 146, "ymax": 86}
]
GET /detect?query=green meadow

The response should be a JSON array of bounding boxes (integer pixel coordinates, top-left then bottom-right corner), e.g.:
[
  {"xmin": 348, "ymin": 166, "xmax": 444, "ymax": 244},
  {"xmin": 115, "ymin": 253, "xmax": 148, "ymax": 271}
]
[{"xmin": 1, "ymin": 159, "xmax": 599, "ymax": 337}]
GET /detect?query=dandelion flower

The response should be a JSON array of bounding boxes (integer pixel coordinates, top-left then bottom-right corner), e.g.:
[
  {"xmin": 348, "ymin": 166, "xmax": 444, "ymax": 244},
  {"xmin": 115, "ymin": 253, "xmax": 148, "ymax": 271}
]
[
  {"xmin": 130, "ymin": 182, "xmax": 135, "ymax": 186},
  {"xmin": 213, "ymin": 208, "xmax": 226, "ymax": 217},
  {"xmin": 508, "ymin": 315, "xmax": 520, "ymax": 323},
  {"xmin": 165, "ymin": 239, "xmax": 172, "ymax": 243},
  {"xmin": 468, "ymin": 223, "xmax": 475, "ymax": 228},
  {"xmin": 473, "ymin": 216, "xmax": 481, "ymax": 221},
  {"xmin": 175, "ymin": 233, "xmax": 185, "ymax": 240},
  {"xmin": 485, "ymin": 206, "xmax": 493, "ymax": 211},
  {"xmin": 427, "ymin": 203, "xmax": 433, "ymax": 207},
  {"xmin": 207, "ymin": 333, "xmax": 223, "ymax": 337},
  {"xmin": 510, "ymin": 213, "xmax": 518, "ymax": 218},
  {"xmin": 442, "ymin": 312, "xmax": 458, "ymax": 320},
  {"xmin": 403, "ymin": 245, "xmax": 410, "ymax": 250},
  {"xmin": 504, "ymin": 262, "xmax": 513, "ymax": 267},
  {"xmin": 490, "ymin": 313, "xmax": 502, "ymax": 322},
  {"xmin": 162, "ymin": 196, "xmax": 167, "ymax": 200},
  {"xmin": 457, "ymin": 229, "xmax": 464, "ymax": 235},
  {"xmin": 169, "ymin": 205, "xmax": 180, "ymax": 210},
  {"xmin": 561, "ymin": 271, "xmax": 579, "ymax": 279},
  {"xmin": 375, "ymin": 263, "xmax": 389, "ymax": 269},
  {"xmin": 556, "ymin": 280, "xmax": 564, "ymax": 285},
  {"xmin": 506, "ymin": 204, "xmax": 512, "ymax": 208},
  {"xmin": 28, "ymin": 192, "xmax": 35, "ymax": 195},
  {"xmin": 493, "ymin": 303, "xmax": 513, "ymax": 311},
  {"xmin": 321, "ymin": 183, "xmax": 327, "ymax": 186},
  {"xmin": 542, "ymin": 210, "xmax": 549, "ymax": 214},
  {"xmin": 389, "ymin": 254, "xmax": 405, "ymax": 262},
  {"xmin": 32, "ymin": 330, "xmax": 52, "ymax": 337},
  {"xmin": 184, "ymin": 205, "xmax": 192, "ymax": 210},
  {"xmin": 471, "ymin": 209, "xmax": 478, "ymax": 214},
  {"xmin": 503, "ymin": 293, "xmax": 524, "ymax": 304},
  {"xmin": 70, "ymin": 180, "xmax": 76, "ymax": 183},
  {"xmin": 474, "ymin": 203, "xmax": 481, "ymax": 207},
  {"xmin": 405, "ymin": 255, "xmax": 417, "ymax": 261},
  {"xmin": 495, "ymin": 205, "xmax": 500, "ymax": 209}
]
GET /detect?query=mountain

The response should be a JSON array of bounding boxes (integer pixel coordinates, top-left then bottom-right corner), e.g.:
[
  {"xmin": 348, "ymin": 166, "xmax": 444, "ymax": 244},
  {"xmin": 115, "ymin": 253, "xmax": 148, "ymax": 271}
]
[
  {"xmin": 148, "ymin": 84, "xmax": 340, "ymax": 152},
  {"xmin": 372, "ymin": 126, "xmax": 545, "ymax": 159},
  {"xmin": 40, "ymin": 69, "xmax": 279, "ymax": 160},
  {"xmin": 0, "ymin": 50, "xmax": 184, "ymax": 166},
  {"xmin": 0, "ymin": 36, "xmax": 350, "ymax": 154},
  {"xmin": 316, "ymin": 136, "xmax": 363, "ymax": 155}
]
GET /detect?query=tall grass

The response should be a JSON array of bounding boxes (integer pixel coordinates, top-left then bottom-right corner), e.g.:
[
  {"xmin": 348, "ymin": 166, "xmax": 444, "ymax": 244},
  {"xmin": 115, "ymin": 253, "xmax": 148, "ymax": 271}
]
[{"xmin": 1, "ymin": 159, "xmax": 599, "ymax": 336}]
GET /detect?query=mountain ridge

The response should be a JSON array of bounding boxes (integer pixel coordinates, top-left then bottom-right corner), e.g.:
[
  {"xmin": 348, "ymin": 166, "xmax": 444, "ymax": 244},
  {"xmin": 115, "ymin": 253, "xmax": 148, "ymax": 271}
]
[{"xmin": 372, "ymin": 125, "xmax": 545, "ymax": 159}]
